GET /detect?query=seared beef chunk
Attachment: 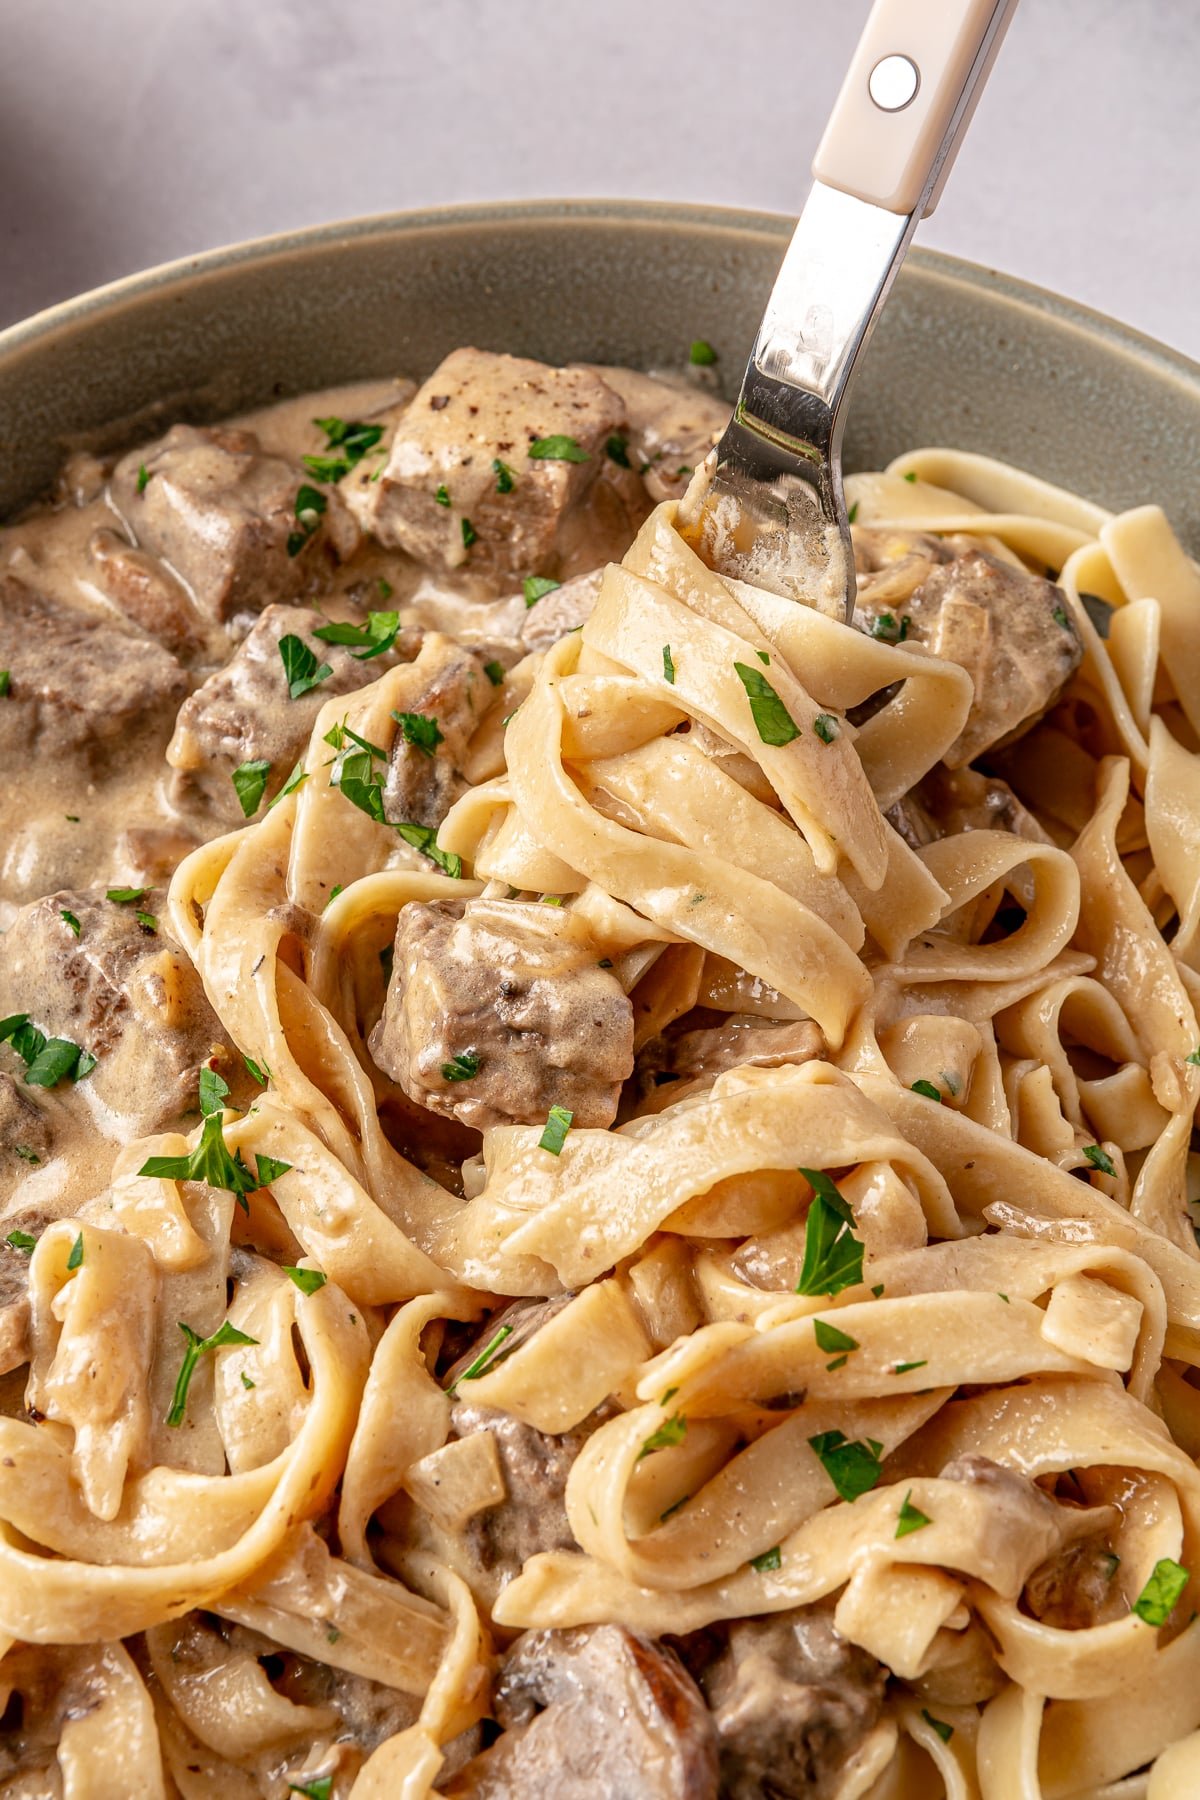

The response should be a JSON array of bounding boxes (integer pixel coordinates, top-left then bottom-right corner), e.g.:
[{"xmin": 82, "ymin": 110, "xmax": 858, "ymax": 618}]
[
  {"xmin": 690, "ymin": 1607, "xmax": 885, "ymax": 1800},
  {"xmin": 0, "ymin": 887, "xmax": 227, "ymax": 1134},
  {"xmin": 637, "ymin": 1015, "xmax": 825, "ymax": 1101},
  {"xmin": 88, "ymin": 527, "xmax": 203, "ymax": 654},
  {"xmin": 382, "ymin": 633, "xmax": 491, "ymax": 830},
  {"xmin": 369, "ymin": 898, "xmax": 634, "ymax": 1132},
  {"xmin": 518, "ymin": 568, "xmax": 604, "ymax": 655},
  {"xmin": 355, "ymin": 349, "xmax": 625, "ymax": 578},
  {"xmin": 443, "ymin": 1626, "xmax": 719, "ymax": 1799},
  {"xmin": 0, "ymin": 576, "xmax": 188, "ymax": 765},
  {"xmin": 0, "ymin": 1205, "xmax": 56, "ymax": 1376},
  {"xmin": 579, "ymin": 365, "xmax": 730, "ymax": 504},
  {"xmin": 886, "ymin": 765, "xmax": 1046, "ymax": 851},
  {"xmin": 1023, "ymin": 1531, "xmax": 1123, "ymax": 1631},
  {"xmin": 0, "ymin": 1073, "xmax": 53, "ymax": 1167},
  {"xmin": 856, "ymin": 542, "xmax": 1082, "ymax": 766},
  {"xmin": 167, "ymin": 602, "xmax": 416, "ymax": 824},
  {"xmin": 448, "ymin": 1400, "xmax": 589, "ymax": 1586},
  {"xmin": 109, "ymin": 423, "xmax": 358, "ymax": 623}
]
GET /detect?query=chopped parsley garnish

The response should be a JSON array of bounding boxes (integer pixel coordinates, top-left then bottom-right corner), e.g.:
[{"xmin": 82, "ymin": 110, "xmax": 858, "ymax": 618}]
[
  {"xmin": 244, "ymin": 1055, "xmax": 270, "ymax": 1086},
  {"xmin": 278, "ymin": 634, "xmax": 333, "ymax": 700},
  {"xmin": 756, "ymin": 649, "xmax": 770, "ymax": 664},
  {"xmin": 689, "ymin": 339, "xmax": 717, "ymax": 365},
  {"xmin": 1187, "ymin": 1046, "xmax": 1200, "ymax": 1065},
  {"xmin": 138, "ymin": 1112, "xmax": 256, "ymax": 1204},
  {"xmin": 892, "ymin": 1360, "xmax": 928, "ymax": 1374},
  {"xmin": 871, "ymin": 1284, "xmax": 885, "ymax": 1298},
  {"xmin": 871, "ymin": 612, "xmax": 910, "ymax": 644},
  {"xmin": 1053, "ymin": 606, "xmax": 1070, "ymax": 628},
  {"xmin": 461, "ymin": 517, "xmax": 477, "ymax": 548},
  {"xmin": 327, "ymin": 885, "xmax": 344, "ymax": 906},
  {"xmin": 750, "ymin": 1546, "xmax": 782, "ymax": 1573},
  {"xmin": 12, "ymin": 1147, "xmax": 39, "ymax": 1165},
  {"xmin": 392, "ymin": 710, "xmax": 444, "ymax": 756},
  {"xmin": 308, "ymin": 417, "xmax": 384, "ymax": 483},
  {"xmin": 0, "ymin": 672, "xmax": 9, "ymax": 697},
  {"xmin": 1083, "ymin": 1143, "xmax": 1116, "ymax": 1176},
  {"xmin": 167, "ymin": 1318, "xmax": 259, "ymax": 1427},
  {"xmin": 538, "ymin": 1105, "xmax": 573, "ymax": 1155},
  {"xmin": 523, "ymin": 575, "xmax": 561, "ymax": 608},
  {"xmin": 446, "ymin": 1323, "xmax": 515, "ymax": 1396},
  {"xmin": 528, "ymin": 435, "xmax": 589, "ymax": 463},
  {"xmin": 921, "ymin": 1711, "xmax": 954, "ymax": 1744},
  {"xmin": 606, "ymin": 433, "xmax": 631, "ymax": 468},
  {"xmin": 395, "ymin": 822, "xmax": 463, "ymax": 878},
  {"xmin": 825, "ymin": 1354, "xmax": 848, "ymax": 1371},
  {"xmin": 60, "ymin": 909, "xmax": 81, "ymax": 937},
  {"xmin": 796, "ymin": 1167, "xmax": 864, "ymax": 1297},
  {"xmin": 911, "ymin": 1079, "xmax": 942, "ymax": 1101},
  {"xmin": 302, "ymin": 454, "xmax": 352, "ymax": 485},
  {"xmin": 1132, "ymin": 1557, "xmax": 1189, "ymax": 1626},
  {"xmin": 241, "ymin": 1371, "xmax": 256, "ymax": 1389},
  {"xmin": 493, "ymin": 458, "xmax": 516, "ymax": 493},
  {"xmin": 733, "ymin": 662, "xmax": 799, "ymax": 746},
  {"xmin": 378, "ymin": 577, "xmax": 394, "ymax": 601},
  {"xmin": 288, "ymin": 1780, "xmax": 333, "ymax": 1800},
  {"xmin": 903, "ymin": 471, "xmax": 917, "ymax": 483},
  {"xmin": 813, "ymin": 713, "xmax": 839, "ymax": 745},
  {"xmin": 232, "ymin": 759, "xmax": 271, "ymax": 817},
  {"xmin": 134, "ymin": 910, "xmax": 157, "ymax": 933},
  {"xmin": 808, "ymin": 1430, "xmax": 884, "ymax": 1502},
  {"xmin": 267, "ymin": 761, "xmax": 309, "ymax": 811},
  {"xmin": 442, "ymin": 1053, "xmax": 480, "ymax": 1082},
  {"xmin": 434, "ymin": 484, "xmax": 451, "ymax": 507},
  {"xmin": 896, "ymin": 1491, "xmax": 932, "ymax": 1538},
  {"xmin": 5, "ymin": 1229, "xmax": 36, "ymax": 1252},
  {"xmin": 284, "ymin": 1266, "xmax": 327, "ymax": 1296},
  {"xmin": 287, "ymin": 483, "xmax": 327, "ymax": 558},
  {"xmin": 0, "ymin": 1014, "xmax": 95, "ymax": 1087},
  {"xmin": 813, "ymin": 1318, "xmax": 858, "ymax": 1355},
  {"xmin": 198, "ymin": 1067, "xmax": 230, "ymax": 1117},
  {"xmin": 847, "ymin": 501, "xmax": 859, "ymax": 524},
  {"xmin": 639, "ymin": 1414, "xmax": 687, "ymax": 1458},
  {"xmin": 136, "ymin": 463, "xmax": 150, "ymax": 494},
  {"xmin": 255, "ymin": 1154, "xmax": 293, "ymax": 1186},
  {"xmin": 484, "ymin": 660, "xmax": 505, "ymax": 686},
  {"xmin": 66, "ymin": 1231, "xmax": 84, "ymax": 1271},
  {"xmin": 106, "ymin": 886, "xmax": 148, "ymax": 905},
  {"xmin": 661, "ymin": 1387, "xmax": 679, "ymax": 1405},
  {"xmin": 662, "ymin": 645, "xmax": 676, "ymax": 685},
  {"xmin": 313, "ymin": 609, "xmax": 401, "ymax": 661}
]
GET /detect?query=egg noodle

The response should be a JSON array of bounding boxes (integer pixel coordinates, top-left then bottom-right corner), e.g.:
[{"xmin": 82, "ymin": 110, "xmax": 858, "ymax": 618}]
[{"xmin": 6, "ymin": 447, "xmax": 1200, "ymax": 1798}]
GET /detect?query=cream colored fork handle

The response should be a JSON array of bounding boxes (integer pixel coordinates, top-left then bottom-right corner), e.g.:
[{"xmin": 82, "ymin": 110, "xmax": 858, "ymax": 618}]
[{"xmin": 813, "ymin": 0, "xmax": 1019, "ymax": 217}]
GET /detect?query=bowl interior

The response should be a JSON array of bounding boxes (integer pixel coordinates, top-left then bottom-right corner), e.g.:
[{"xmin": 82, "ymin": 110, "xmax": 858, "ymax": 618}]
[{"xmin": 1, "ymin": 201, "xmax": 1197, "ymax": 551}]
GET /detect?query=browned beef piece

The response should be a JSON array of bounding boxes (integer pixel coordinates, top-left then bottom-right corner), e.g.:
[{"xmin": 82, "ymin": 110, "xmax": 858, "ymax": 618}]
[
  {"xmin": 109, "ymin": 423, "xmax": 358, "ymax": 623},
  {"xmin": 382, "ymin": 633, "xmax": 491, "ymax": 830},
  {"xmin": 0, "ymin": 1074, "xmax": 53, "ymax": 1167},
  {"xmin": 0, "ymin": 1204, "xmax": 56, "ymax": 1376},
  {"xmin": 167, "ymin": 602, "xmax": 416, "ymax": 824},
  {"xmin": 579, "ymin": 365, "xmax": 730, "ymax": 504},
  {"xmin": 357, "ymin": 349, "xmax": 625, "ymax": 579},
  {"xmin": 692, "ymin": 1607, "xmax": 885, "ymax": 1800},
  {"xmin": 369, "ymin": 898, "xmax": 635, "ymax": 1132},
  {"xmin": 518, "ymin": 569, "xmax": 604, "ymax": 655},
  {"xmin": 886, "ymin": 766, "xmax": 1047, "ymax": 851},
  {"xmin": 1023, "ymin": 1532, "xmax": 1123, "ymax": 1631},
  {"xmin": 858, "ymin": 546, "xmax": 1082, "ymax": 766},
  {"xmin": 443, "ymin": 1626, "xmax": 718, "ymax": 1799},
  {"xmin": 87, "ymin": 527, "xmax": 203, "ymax": 654},
  {"xmin": 0, "ymin": 887, "xmax": 228, "ymax": 1134},
  {"xmin": 0, "ymin": 576, "xmax": 188, "ymax": 766},
  {"xmin": 637, "ymin": 1015, "xmax": 825, "ymax": 1102},
  {"xmin": 448, "ymin": 1398, "xmax": 590, "ymax": 1587}
]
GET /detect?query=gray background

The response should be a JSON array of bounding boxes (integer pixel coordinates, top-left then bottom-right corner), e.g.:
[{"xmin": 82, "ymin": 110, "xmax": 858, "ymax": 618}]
[{"xmin": 3, "ymin": 0, "xmax": 1197, "ymax": 359}]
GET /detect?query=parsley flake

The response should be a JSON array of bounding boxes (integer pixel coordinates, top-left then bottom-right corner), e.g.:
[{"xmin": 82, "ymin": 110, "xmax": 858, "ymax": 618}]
[
  {"xmin": 278, "ymin": 634, "xmax": 333, "ymax": 700},
  {"xmin": 896, "ymin": 1491, "xmax": 932, "ymax": 1538},
  {"xmin": 662, "ymin": 644, "xmax": 676, "ymax": 685},
  {"xmin": 871, "ymin": 612, "xmax": 911, "ymax": 644},
  {"xmin": 60, "ymin": 909, "xmax": 81, "ymax": 937},
  {"xmin": 921, "ymin": 1711, "xmax": 954, "ymax": 1743},
  {"xmin": 461, "ymin": 517, "xmax": 477, "ymax": 548},
  {"xmin": 446, "ymin": 1323, "xmax": 515, "ymax": 1396},
  {"xmin": 5, "ymin": 1229, "xmax": 36, "ymax": 1252},
  {"xmin": 689, "ymin": 339, "xmax": 717, "ymax": 365},
  {"xmin": 167, "ymin": 1318, "xmax": 260, "ymax": 1427},
  {"xmin": 813, "ymin": 1318, "xmax": 858, "ymax": 1355},
  {"xmin": 639, "ymin": 1414, "xmax": 687, "ymax": 1458},
  {"xmin": 903, "ymin": 470, "xmax": 917, "ymax": 483},
  {"xmin": 911, "ymin": 1079, "xmax": 942, "ymax": 1101},
  {"xmin": 198, "ymin": 1066, "xmax": 230, "ymax": 1117},
  {"xmin": 848, "ymin": 501, "xmax": 859, "ymax": 524},
  {"xmin": 493, "ymin": 458, "xmax": 516, "ymax": 493},
  {"xmin": 136, "ymin": 463, "xmax": 150, "ymax": 494},
  {"xmin": 434, "ymin": 484, "xmax": 451, "ymax": 507},
  {"xmin": 283, "ymin": 1266, "xmax": 327, "ymax": 1296},
  {"xmin": 606, "ymin": 433, "xmax": 631, "ymax": 468},
  {"xmin": 796, "ymin": 1168, "xmax": 864, "ymax": 1297},
  {"xmin": 1084, "ymin": 1143, "xmax": 1117, "ymax": 1176},
  {"xmin": 232, "ymin": 759, "xmax": 271, "ymax": 817},
  {"xmin": 138, "ymin": 1112, "xmax": 256, "ymax": 1205},
  {"xmin": 750, "ymin": 1546, "xmax": 782, "ymax": 1573},
  {"xmin": 66, "ymin": 1231, "xmax": 84, "ymax": 1271},
  {"xmin": 287, "ymin": 483, "xmax": 327, "ymax": 557},
  {"xmin": 813, "ymin": 713, "xmax": 839, "ymax": 745},
  {"xmin": 892, "ymin": 1359, "xmax": 928, "ymax": 1374},
  {"xmin": 289, "ymin": 1776, "xmax": 333, "ymax": 1800},
  {"xmin": 394, "ymin": 822, "xmax": 463, "ymax": 879},
  {"xmin": 241, "ymin": 1371, "xmax": 256, "ymax": 1389},
  {"xmin": 484, "ymin": 660, "xmax": 505, "ymax": 686},
  {"xmin": 528, "ymin": 435, "xmax": 589, "ymax": 463},
  {"xmin": 392, "ymin": 710, "xmax": 444, "ymax": 756},
  {"xmin": 808, "ymin": 1430, "xmax": 884, "ymax": 1503},
  {"xmin": 442, "ymin": 1053, "xmax": 480, "ymax": 1082},
  {"xmin": 106, "ymin": 886, "xmax": 148, "ymax": 905},
  {"xmin": 733, "ymin": 662, "xmax": 799, "ymax": 746},
  {"xmin": 12, "ymin": 1147, "xmax": 39, "ymax": 1165},
  {"xmin": 538, "ymin": 1105, "xmax": 573, "ymax": 1155},
  {"xmin": 313, "ymin": 609, "xmax": 401, "ymax": 661},
  {"xmin": 244, "ymin": 1056, "xmax": 270, "ymax": 1086},
  {"xmin": 255, "ymin": 1153, "xmax": 292, "ymax": 1186},
  {"xmin": 267, "ymin": 761, "xmax": 309, "ymax": 811},
  {"xmin": 1133, "ymin": 1557, "xmax": 1189, "ymax": 1626},
  {"xmin": 1187, "ymin": 1046, "xmax": 1200, "ymax": 1065},
  {"xmin": 26, "ymin": 1039, "xmax": 96, "ymax": 1088},
  {"xmin": 523, "ymin": 575, "xmax": 561, "ymax": 608}
]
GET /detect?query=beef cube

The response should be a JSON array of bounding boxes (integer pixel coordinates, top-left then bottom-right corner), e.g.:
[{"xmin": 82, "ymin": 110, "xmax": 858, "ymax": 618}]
[
  {"xmin": 858, "ymin": 547, "xmax": 1082, "ymax": 766},
  {"xmin": 886, "ymin": 766, "xmax": 1047, "ymax": 851},
  {"xmin": 368, "ymin": 898, "xmax": 634, "ymax": 1132},
  {"xmin": 354, "ymin": 349, "xmax": 624, "ymax": 578},
  {"xmin": 382, "ymin": 633, "xmax": 491, "ymax": 830},
  {"xmin": 580, "ymin": 365, "xmax": 730, "ymax": 504},
  {"xmin": 443, "ymin": 1626, "xmax": 718, "ymax": 1799},
  {"xmin": 0, "ymin": 1204, "xmax": 58, "ymax": 1376},
  {"xmin": 0, "ymin": 577, "xmax": 188, "ymax": 766},
  {"xmin": 167, "ymin": 603, "xmax": 416, "ymax": 825},
  {"xmin": 109, "ymin": 424, "xmax": 358, "ymax": 623},
  {"xmin": 447, "ymin": 1399, "xmax": 590, "ymax": 1589},
  {"xmin": 0, "ymin": 1074, "xmax": 53, "ymax": 1170},
  {"xmin": 87, "ymin": 527, "xmax": 203, "ymax": 655},
  {"xmin": 0, "ymin": 887, "xmax": 228, "ymax": 1134}
]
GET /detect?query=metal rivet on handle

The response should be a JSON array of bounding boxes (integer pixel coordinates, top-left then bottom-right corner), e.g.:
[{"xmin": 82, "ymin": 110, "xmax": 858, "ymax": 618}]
[{"xmin": 868, "ymin": 54, "xmax": 920, "ymax": 112}]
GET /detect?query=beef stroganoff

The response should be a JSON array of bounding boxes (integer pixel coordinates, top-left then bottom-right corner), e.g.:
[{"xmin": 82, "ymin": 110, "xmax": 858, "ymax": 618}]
[{"xmin": 1, "ymin": 345, "xmax": 1199, "ymax": 1798}]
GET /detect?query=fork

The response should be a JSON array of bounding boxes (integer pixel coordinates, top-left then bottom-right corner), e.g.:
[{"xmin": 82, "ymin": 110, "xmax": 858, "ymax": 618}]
[{"xmin": 680, "ymin": 0, "xmax": 1020, "ymax": 620}]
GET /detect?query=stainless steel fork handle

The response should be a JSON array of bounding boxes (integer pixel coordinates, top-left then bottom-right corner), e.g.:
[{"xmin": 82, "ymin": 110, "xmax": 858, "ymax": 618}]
[{"xmin": 745, "ymin": 0, "xmax": 1018, "ymax": 435}]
